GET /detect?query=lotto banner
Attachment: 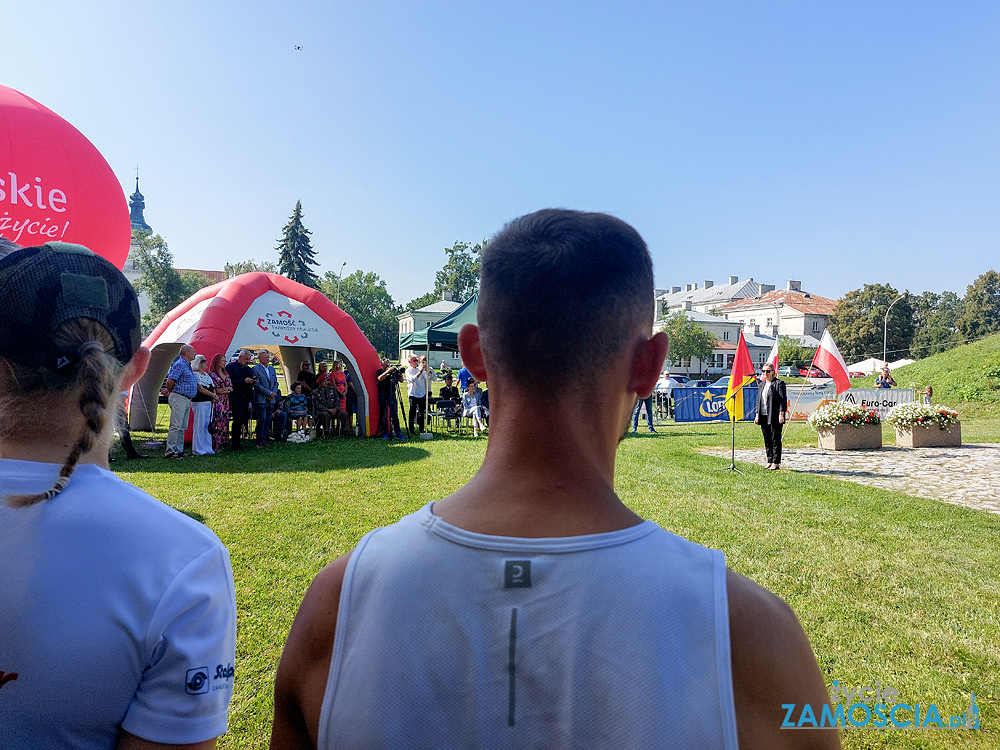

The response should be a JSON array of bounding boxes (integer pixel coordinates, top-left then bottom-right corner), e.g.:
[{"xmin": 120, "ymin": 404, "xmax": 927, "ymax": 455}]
[
  {"xmin": 674, "ymin": 386, "xmax": 757, "ymax": 422},
  {"xmin": 674, "ymin": 383, "xmax": 837, "ymax": 422}
]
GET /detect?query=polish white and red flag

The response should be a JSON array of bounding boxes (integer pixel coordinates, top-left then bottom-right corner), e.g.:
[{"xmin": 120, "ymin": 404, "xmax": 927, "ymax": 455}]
[
  {"xmin": 812, "ymin": 329, "xmax": 851, "ymax": 394},
  {"xmin": 765, "ymin": 338, "xmax": 779, "ymax": 372}
]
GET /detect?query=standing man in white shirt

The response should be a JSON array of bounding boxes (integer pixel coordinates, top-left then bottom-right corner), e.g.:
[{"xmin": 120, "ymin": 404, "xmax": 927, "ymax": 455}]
[{"xmin": 405, "ymin": 354, "xmax": 436, "ymax": 435}]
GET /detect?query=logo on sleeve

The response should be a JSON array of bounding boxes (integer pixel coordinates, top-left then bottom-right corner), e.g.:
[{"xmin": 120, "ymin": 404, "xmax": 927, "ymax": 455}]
[
  {"xmin": 0, "ymin": 671, "xmax": 18, "ymax": 690},
  {"xmin": 504, "ymin": 560, "xmax": 532, "ymax": 588},
  {"xmin": 185, "ymin": 667, "xmax": 210, "ymax": 695}
]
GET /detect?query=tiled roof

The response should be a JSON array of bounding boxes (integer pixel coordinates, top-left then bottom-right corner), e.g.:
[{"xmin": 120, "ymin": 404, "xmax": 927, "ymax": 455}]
[
  {"xmin": 714, "ymin": 289, "xmax": 837, "ymax": 316},
  {"xmin": 177, "ymin": 268, "xmax": 226, "ymax": 284}
]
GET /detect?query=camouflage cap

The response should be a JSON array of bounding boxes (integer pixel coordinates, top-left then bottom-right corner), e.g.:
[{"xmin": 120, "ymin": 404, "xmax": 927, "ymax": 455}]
[{"xmin": 0, "ymin": 242, "xmax": 141, "ymax": 376}]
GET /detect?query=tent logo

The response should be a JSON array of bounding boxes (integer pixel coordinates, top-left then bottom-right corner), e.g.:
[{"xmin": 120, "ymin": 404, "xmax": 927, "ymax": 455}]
[
  {"xmin": 260, "ymin": 310, "xmax": 318, "ymax": 341},
  {"xmin": 844, "ymin": 392, "xmax": 856, "ymax": 404}
]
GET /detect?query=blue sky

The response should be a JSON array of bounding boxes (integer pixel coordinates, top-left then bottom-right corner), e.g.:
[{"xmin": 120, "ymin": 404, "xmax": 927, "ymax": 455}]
[{"xmin": 7, "ymin": 1, "xmax": 999, "ymax": 305}]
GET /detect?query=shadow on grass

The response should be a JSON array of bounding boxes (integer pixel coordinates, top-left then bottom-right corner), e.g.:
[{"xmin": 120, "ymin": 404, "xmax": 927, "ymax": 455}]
[
  {"xmin": 177, "ymin": 508, "xmax": 207, "ymax": 523},
  {"xmin": 804, "ymin": 469, "xmax": 906, "ymax": 479},
  {"xmin": 113, "ymin": 438, "xmax": 432, "ymax": 474}
]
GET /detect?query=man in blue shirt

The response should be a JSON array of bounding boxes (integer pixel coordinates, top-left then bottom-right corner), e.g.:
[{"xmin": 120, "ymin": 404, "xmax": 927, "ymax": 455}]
[
  {"xmin": 456, "ymin": 364, "xmax": 472, "ymax": 392},
  {"xmin": 252, "ymin": 350, "xmax": 280, "ymax": 447},
  {"xmin": 163, "ymin": 344, "xmax": 198, "ymax": 458}
]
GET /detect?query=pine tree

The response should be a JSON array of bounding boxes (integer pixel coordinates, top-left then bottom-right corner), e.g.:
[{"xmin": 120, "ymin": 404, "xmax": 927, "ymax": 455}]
[{"xmin": 276, "ymin": 201, "xmax": 320, "ymax": 288}]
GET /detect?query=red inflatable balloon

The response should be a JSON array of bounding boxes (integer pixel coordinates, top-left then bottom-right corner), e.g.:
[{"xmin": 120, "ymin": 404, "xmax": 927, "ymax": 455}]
[{"xmin": 0, "ymin": 85, "xmax": 130, "ymax": 268}]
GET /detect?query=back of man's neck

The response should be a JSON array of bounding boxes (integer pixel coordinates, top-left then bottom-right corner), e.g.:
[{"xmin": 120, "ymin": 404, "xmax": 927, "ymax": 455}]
[{"xmin": 433, "ymin": 411, "xmax": 643, "ymax": 538}]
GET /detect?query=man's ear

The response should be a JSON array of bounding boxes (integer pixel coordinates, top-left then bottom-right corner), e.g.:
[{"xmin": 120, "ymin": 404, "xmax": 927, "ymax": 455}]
[
  {"xmin": 122, "ymin": 346, "xmax": 151, "ymax": 391},
  {"xmin": 628, "ymin": 331, "xmax": 668, "ymax": 399},
  {"xmin": 457, "ymin": 324, "xmax": 489, "ymax": 382}
]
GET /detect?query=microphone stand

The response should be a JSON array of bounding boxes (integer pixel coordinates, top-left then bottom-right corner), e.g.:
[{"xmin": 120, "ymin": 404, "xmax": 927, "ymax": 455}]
[{"xmin": 718, "ymin": 378, "xmax": 756, "ymax": 475}]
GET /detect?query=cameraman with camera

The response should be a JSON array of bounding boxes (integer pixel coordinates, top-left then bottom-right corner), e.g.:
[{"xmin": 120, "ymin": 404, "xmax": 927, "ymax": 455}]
[{"xmin": 375, "ymin": 355, "xmax": 405, "ymax": 439}]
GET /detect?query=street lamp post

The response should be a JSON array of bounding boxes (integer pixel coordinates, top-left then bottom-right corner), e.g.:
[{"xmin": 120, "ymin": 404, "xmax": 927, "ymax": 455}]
[
  {"xmin": 883, "ymin": 295, "xmax": 904, "ymax": 365},
  {"xmin": 335, "ymin": 262, "xmax": 347, "ymax": 307}
]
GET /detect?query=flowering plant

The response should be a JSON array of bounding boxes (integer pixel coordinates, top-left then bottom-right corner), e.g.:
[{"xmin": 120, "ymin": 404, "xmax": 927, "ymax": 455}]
[
  {"xmin": 807, "ymin": 401, "xmax": 881, "ymax": 430},
  {"xmin": 885, "ymin": 402, "xmax": 959, "ymax": 430}
]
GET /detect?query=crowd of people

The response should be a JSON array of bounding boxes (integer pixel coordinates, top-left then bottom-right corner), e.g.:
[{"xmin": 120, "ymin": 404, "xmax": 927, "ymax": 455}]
[
  {"xmin": 160, "ymin": 348, "xmax": 357, "ymax": 457},
  {"xmin": 375, "ymin": 354, "xmax": 489, "ymax": 438}
]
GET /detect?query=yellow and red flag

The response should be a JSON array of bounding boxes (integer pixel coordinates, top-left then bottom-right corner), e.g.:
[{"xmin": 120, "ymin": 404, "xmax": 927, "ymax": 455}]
[{"xmin": 726, "ymin": 330, "xmax": 757, "ymax": 421}]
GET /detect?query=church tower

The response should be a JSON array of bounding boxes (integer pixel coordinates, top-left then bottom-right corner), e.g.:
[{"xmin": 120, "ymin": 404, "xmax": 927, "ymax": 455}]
[
  {"xmin": 123, "ymin": 171, "xmax": 152, "ymax": 315},
  {"xmin": 129, "ymin": 175, "xmax": 152, "ymax": 233}
]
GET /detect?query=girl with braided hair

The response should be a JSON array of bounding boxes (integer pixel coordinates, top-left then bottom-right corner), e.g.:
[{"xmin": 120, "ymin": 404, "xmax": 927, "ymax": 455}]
[{"xmin": 0, "ymin": 243, "xmax": 237, "ymax": 749}]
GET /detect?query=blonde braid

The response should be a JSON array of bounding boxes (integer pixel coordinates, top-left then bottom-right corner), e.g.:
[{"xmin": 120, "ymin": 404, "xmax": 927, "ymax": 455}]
[{"xmin": 4, "ymin": 323, "xmax": 122, "ymax": 508}]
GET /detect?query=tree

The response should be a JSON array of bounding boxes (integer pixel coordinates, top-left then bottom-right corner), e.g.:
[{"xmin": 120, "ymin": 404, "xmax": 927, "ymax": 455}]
[
  {"xmin": 404, "ymin": 291, "xmax": 440, "ymax": 311},
  {"xmin": 828, "ymin": 284, "xmax": 914, "ymax": 363},
  {"xmin": 659, "ymin": 313, "xmax": 716, "ymax": 374},
  {"xmin": 957, "ymin": 270, "xmax": 1000, "ymax": 341},
  {"xmin": 225, "ymin": 259, "xmax": 278, "ymax": 277},
  {"xmin": 405, "ymin": 239, "xmax": 488, "ymax": 311},
  {"xmin": 911, "ymin": 290, "xmax": 963, "ymax": 357},
  {"xmin": 320, "ymin": 269, "xmax": 400, "ymax": 357},
  {"xmin": 276, "ymin": 201, "xmax": 319, "ymax": 288},
  {"xmin": 434, "ymin": 240, "xmax": 485, "ymax": 302},
  {"xmin": 777, "ymin": 336, "xmax": 817, "ymax": 370},
  {"xmin": 132, "ymin": 230, "xmax": 208, "ymax": 336}
]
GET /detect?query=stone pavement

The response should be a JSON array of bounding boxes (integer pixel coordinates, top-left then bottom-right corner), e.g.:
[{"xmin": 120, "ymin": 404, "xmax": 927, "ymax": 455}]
[{"xmin": 703, "ymin": 443, "xmax": 1000, "ymax": 515}]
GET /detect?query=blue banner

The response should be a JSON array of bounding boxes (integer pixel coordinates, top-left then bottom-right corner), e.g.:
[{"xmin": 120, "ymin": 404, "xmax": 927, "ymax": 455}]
[{"xmin": 673, "ymin": 385, "xmax": 758, "ymax": 422}]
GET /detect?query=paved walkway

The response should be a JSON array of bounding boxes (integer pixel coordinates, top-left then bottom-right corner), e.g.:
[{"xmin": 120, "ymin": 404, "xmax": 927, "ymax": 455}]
[{"xmin": 702, "ymin": 443, "xmax": 1000, "ymax": 515}]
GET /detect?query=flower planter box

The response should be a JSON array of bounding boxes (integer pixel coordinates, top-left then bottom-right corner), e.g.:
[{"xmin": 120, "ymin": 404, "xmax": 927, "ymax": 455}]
[
  {"xmin": 817, "ymin": 423, "xmax": 882, "ymax": 451},
  {"xmin": 895, "ymin": 421, "xmax": 961, "ymax": 448}
]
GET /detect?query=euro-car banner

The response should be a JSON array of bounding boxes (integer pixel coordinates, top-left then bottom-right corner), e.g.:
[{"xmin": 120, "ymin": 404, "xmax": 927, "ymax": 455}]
[{"xmin": 839, "ymin": 388, "xmax": 915, "ymax": 419}]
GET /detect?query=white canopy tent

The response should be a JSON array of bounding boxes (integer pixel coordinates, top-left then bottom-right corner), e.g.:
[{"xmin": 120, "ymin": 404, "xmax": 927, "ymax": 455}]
[{"xmin": 847, "ymin": 357, "xmax": 886, "ymax": 374}]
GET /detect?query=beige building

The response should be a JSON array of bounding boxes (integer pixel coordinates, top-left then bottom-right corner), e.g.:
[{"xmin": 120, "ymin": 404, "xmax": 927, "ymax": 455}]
[
  {"xmin": 713, "ymin": 282, "xmax": 837, "ymax": 340},
  {"xmin": 397, "ymin": 293, "xmax": 462, "ymax": 366}
]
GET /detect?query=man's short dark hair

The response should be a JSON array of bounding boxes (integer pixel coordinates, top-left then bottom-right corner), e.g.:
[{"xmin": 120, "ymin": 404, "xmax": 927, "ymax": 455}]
[{"xmin": 478, "ymin": 209, "xmax": 653, "ymax": 382}]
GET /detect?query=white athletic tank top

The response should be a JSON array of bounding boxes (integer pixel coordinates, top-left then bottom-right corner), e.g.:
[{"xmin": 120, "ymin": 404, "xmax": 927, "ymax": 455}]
[{"xmin": 318, "ymin": 503, "xmax": 738, "ymax": 749}]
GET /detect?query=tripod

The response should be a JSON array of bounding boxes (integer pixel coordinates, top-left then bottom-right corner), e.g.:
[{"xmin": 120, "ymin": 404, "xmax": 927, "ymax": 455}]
[{"xmin": 394, "ymin": 378, "xmax": 412, "ymax": 439}]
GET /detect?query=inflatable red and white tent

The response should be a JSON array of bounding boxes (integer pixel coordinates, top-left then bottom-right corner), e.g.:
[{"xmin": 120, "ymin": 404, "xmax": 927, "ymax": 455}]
[{"xmin": 129, "ymin": 273, "xmax": 381, "ymax": 436}]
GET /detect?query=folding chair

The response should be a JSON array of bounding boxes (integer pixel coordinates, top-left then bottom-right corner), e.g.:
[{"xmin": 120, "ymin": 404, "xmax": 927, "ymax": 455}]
[{"xmin": 429, "ymin": 399, "xmax": 462, "ymax": 433}]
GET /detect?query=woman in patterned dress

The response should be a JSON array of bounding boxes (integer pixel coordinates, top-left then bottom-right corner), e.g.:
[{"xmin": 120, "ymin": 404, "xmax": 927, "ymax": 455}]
[{"xmin": 209, "ymin": 353, "xmax": 232, "ymax": 452}]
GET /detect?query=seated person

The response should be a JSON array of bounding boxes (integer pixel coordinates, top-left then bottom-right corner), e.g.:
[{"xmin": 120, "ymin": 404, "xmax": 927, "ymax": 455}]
[
  {"xmin": 312, "ymin": 382, "xmax": 349, "ymax": 438},
  {"xmin": 286, "ymin": 382, "xmax": 311, "ymax": 432},
  {"xmin": 438, "ymin": 372, "xmax": 460, "ymax": 403},
  {"xmin": 270, "ymin": 390, "xmax": 290, "ymax": 441},
  {"xmin": 480, "ymin": 385, "xmax": 489, "ymax": 427},
  {"xmin": 462, "ymin": 379, "xmax": 488, "ymax": 438}
]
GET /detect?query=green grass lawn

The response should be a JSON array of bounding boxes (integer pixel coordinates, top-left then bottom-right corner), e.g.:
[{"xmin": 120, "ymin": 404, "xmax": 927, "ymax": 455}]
[{"xmin": 116, "ymin": 416, "xmax": 1000, "ymax": 749}]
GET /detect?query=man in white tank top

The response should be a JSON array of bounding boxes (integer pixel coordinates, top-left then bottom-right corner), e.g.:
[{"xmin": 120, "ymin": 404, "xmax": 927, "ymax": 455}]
[{"xmin": 271, "ymin": 210, "xmax": 839, "ymax": 749}]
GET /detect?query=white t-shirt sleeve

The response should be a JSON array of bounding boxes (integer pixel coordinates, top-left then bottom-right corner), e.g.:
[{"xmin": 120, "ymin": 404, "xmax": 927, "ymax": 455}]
[{"xmin": 120, "ymin": 544, "xmax": 238, "ymax": 744}]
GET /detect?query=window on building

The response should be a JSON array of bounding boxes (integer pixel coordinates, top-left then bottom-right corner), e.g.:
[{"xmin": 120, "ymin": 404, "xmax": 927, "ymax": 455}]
[
  {"xmin": 682, "ymin": 357, "xmax": 692, "ymax": 367},
  {"xmin": 766, "ymin": 317, "xmax": 772, "ymax": 327},
  {"xmin": 723, "ymin": 331, "xmax": 730, "ymax": 341},
  {"xmin": 812, "ymin": 320, "xmax": 820, "ymax": 332},
  {"xmin": 749, "ymin": 319, "xmax": 755, "ymax": 327},
  {"xmin": 727, "ymin": 354, "xmax": 735, "ymax": 368},
  {"xmin": 716, "ymin": 353, "xmax": 724, "ymax": 367}
]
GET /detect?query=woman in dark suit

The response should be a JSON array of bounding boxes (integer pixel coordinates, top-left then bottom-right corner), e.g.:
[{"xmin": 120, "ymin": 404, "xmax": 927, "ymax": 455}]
[{"xmin": 754, "ymin": 364, "xmax": 788, "ymax": 470}]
